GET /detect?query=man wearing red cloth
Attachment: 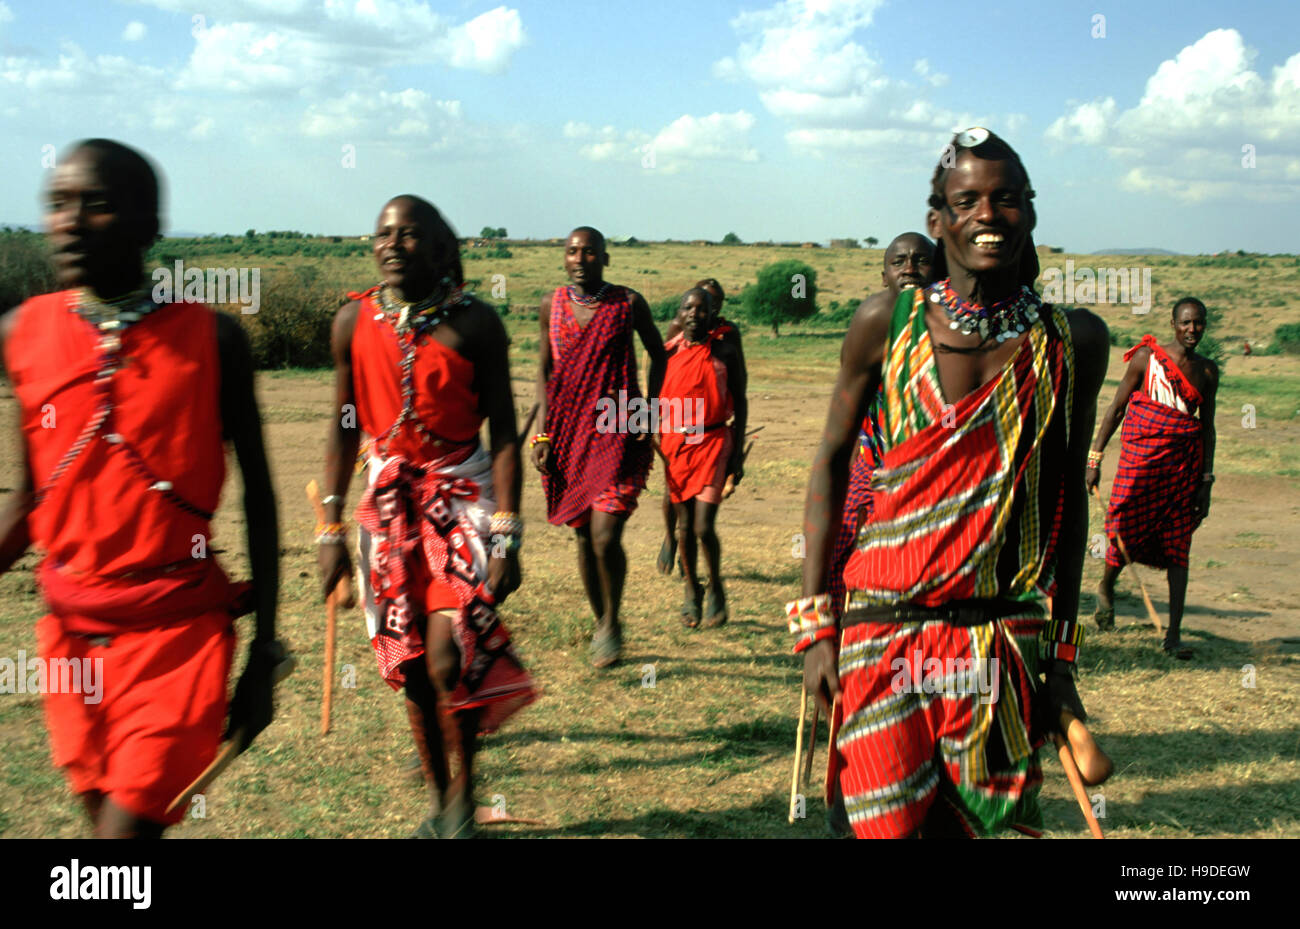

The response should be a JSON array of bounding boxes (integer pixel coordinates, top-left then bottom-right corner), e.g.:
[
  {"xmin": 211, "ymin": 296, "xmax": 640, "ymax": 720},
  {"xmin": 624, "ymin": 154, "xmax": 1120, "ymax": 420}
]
[
  {"xmin": 1087, "ymin": 298, "xmax": 1219, "ymax": 659},
  {"xmin": 658, "ymin": 288, "xmax": 747, "ymax": 628},
  {"xmin": 531, "ymin": 227, "xmax": 666, "ymax": 668},
  {"xmin": 319, "ymin": 195, "xmax": 535, "ymax": 838},
  {"xmin": 0, "ymin": 139, "xmax": 281, "ymax": 838},
  {"xmin": 794, "ymin": 129, "xmax": 1110, "ymax": 838}
]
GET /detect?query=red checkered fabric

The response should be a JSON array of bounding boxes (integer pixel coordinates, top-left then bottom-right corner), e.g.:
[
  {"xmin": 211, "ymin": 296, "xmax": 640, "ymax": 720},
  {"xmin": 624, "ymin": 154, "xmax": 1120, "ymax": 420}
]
[{"xmin": 543, "ymin": 285, "xmax": 652, "ymax": 525}]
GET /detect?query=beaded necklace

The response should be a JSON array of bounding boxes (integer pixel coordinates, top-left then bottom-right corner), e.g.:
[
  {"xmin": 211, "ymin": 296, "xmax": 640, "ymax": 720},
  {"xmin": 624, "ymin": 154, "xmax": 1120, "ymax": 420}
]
[
  {"xmin": 566, "ymin": 282, "xmax": 610, "ymax": 308},
  {"xmin": 928, "ymin": 278, "xmax": 1042, "ymax": 343},
  {"xmin": 373, "ymin": 281, "xmax": 474, "ymax": 456}
]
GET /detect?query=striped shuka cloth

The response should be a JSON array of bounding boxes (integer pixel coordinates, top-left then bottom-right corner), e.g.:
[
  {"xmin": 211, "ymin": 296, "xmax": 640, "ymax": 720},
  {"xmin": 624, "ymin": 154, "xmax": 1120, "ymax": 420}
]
[
  {"xmin": 1105, "ymin": 336, "xmax": 1205, "ymax": 570},
  {"xmin": 835, "ymin": 285, "xmax": 1076, "ymax": 838}
]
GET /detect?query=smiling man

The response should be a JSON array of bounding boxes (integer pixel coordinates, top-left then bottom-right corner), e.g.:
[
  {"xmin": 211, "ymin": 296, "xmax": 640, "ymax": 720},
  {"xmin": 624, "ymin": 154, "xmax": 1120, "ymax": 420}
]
[
  {"xmin": 1087, "ymin": 298, "xmax": 1219, "ymax": 658},
  {"xmin": 793, "ymin": 129, "xmax": 1110, "ymax": 838},
  {"xmin": 0, "ymin": 139, "xmax": 281, "ymax": 838},
  {"xmin": 531, "ymin": 226, "xmax": 666, "ymax": 668},
  {"xmin": 320, "ymin": 195, "xmax": 536, "ymax": 837}
]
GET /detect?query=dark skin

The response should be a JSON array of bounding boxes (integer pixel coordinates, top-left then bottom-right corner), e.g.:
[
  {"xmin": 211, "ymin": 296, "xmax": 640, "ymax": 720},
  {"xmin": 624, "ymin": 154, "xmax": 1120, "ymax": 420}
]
[
  {"xmin": 800, "ymin": 154, "xmax": 1109, "ymax": 819},
  {"xmin": 532, "ymin": 228, "xmax": 666, "ymax": 650},
  {"xmin": 668, "ymin": 290, "xmax": 748, "ymax": 624},
  {"xmin": 660, "ymin": 280, "xmax": 746, "ymax": 574},
  {"xmin": 319, "ymin": 197, "xmax": 521, "ymax": 821},
  {"xmin": 1088, "ymin": 302, "xmax": 1218, "ymax": 653},
  {"xmin": 0, "ymin": 145, "xmax": 279, "ymax": 838}
]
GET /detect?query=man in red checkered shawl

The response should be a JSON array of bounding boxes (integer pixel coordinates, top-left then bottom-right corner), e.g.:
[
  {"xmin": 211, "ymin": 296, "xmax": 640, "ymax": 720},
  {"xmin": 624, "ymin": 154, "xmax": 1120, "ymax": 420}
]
[
  {"xmin": 1087, "ymin": 297, "xmax": 1220, "ymax": 659},
  {"xmin": 530, "ymin": 227, "xmax": 666, "ymax": 668}
]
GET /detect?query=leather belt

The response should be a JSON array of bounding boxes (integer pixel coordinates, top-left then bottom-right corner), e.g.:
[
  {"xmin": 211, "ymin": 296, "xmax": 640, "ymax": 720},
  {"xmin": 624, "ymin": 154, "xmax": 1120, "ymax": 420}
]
[{"xmin": 842, "ymin": 598, "xmax": 1043, "ymax": 628}]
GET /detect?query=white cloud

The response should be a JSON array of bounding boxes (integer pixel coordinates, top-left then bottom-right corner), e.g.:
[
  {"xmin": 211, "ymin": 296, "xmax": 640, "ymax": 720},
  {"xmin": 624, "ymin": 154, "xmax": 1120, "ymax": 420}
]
[
  {"xmin": 713, "ymin": 0, "xmax": 982, "ymax": 156},
  {"xmin": 1045, "ymin": 30, "xmax": 1300, "ymax": 201},
  {"xmin": 567, "ymin": 112, "xmax": 759, "ymax": 171},
  {"xmin": 301, "ymin": 90, "xmax": 463, "ymax": 141},
  {"xmin": 122, "ymin": 21, "xmax": 148, "ymax": 42},
  {"xmin": 445, "ymin": 7, "xmax": 526, "ymax": 74},
  {"xmin": 0, "ymin": 2, "xmax": 13, "ymax": 25}
]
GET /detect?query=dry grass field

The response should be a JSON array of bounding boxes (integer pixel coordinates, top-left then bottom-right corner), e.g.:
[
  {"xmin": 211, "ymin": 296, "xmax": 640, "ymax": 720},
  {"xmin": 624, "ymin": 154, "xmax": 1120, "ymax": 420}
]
[{"xmin": 1, "ymin": 244, "xmax": 1297, "ymax": 838}]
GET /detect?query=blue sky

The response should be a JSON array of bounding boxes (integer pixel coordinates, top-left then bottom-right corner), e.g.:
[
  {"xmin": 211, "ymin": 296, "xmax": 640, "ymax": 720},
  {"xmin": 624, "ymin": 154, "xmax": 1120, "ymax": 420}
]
[{"xmin": 1, "ymin": 0, "xmax": 1296, "ymax": 253}]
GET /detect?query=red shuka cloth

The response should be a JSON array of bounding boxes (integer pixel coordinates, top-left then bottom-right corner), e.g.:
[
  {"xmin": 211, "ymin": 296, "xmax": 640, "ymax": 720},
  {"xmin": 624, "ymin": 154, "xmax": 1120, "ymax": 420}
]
[
  {"xmin": 350, "ymin": 286, "xmax": 482, "ymax": 459},
  {"xmin": 1104, "ymin": 337, "xmax": 1205, "ymax": 569},
  {"xmin": 542, "ymin": 285, "xmax": 652, "ymax": 525},
  {"xmin": 658, "ymin": 326, "xmax": 733, "ymax": 504},
  {"xmin": 4, "ymin": 291, "xmax": 242, "ymax": 633}
]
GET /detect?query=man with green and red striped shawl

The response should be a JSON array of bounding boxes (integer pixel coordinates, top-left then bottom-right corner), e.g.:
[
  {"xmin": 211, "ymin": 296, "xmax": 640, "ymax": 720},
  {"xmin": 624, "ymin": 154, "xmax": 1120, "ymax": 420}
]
[{"xmin": 792, "ymin": 129, "xmax": 1111, "ymax": 838}]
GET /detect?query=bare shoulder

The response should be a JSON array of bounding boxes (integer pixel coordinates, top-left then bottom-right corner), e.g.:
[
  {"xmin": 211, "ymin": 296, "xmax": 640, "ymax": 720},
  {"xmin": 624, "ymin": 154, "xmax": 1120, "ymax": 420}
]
[
  {"xmin": 1062, "ymin": 306, "xmax": 1108, "ymax": 355},
  {"xmin": 843, "ymin": 290, "xmax": 896, "ymax": 365}
]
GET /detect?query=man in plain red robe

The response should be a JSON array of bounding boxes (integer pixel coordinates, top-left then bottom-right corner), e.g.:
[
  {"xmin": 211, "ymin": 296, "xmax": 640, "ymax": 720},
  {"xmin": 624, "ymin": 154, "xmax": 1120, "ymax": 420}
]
[
  {"xmin": 658, "ymin": 288, "xmax": 747, "ymax": 628},
  {"xmin": 0, "ymin": 139, "xmax": 281, "ymax": 838}
]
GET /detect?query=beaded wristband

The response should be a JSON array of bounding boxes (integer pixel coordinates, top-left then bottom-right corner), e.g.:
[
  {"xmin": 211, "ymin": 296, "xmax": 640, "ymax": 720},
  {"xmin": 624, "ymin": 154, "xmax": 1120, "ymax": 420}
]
[
  {"xmin": 315, "ymin": 522, "xmax": 347, "ymax": 546},
  {"xmin": 530, "ymin": 433, "xmax": 551, "ymax": 448},
  {"xmin": 786, "ymin": 593, "xmax": 837, "ymax": 653},
  {"xmin": 490, "ymin": 511, "xmax": 524, "ymax": 537},
  {"xmin": 1041, "ymin": 616, "xmax": 1085, "ymax": 664},
  {"xmin": 1086, "ymin": 450, "xmax": 1103, "ymax": 467}
]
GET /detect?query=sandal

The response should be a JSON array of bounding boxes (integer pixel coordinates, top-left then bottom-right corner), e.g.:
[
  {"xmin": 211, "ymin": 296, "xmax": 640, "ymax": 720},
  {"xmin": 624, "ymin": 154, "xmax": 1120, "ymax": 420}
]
[
  {"xmin": 1093, "ymin": 606, "xmax": 1114, "ymax": 631},
  {"xmin": 590, "ymin": 626, "xmax": 623, "ymax": 668},
  {"xmin": 702, "ymin": 585, "xmax": 728, "ymax": 629}
]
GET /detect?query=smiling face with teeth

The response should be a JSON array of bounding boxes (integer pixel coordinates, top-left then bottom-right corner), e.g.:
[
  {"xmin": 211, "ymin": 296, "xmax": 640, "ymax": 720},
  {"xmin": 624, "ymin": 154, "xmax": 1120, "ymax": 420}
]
[
  {"xmin": 372, "ymin": 196, "xmax": 451, "ymax": 301},
  {"xmin": 927, "ymin": 150, "xmax": 1035, "ymax": 297}
]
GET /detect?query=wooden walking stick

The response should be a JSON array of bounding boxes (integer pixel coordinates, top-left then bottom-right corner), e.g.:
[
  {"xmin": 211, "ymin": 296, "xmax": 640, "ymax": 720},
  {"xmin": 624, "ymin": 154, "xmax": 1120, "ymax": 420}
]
[
  {"xmin": 1052, "ymin": 709, "xmax": 1107, "ymax": 839},
  {"xmin": 1090, "ymin": 485, "xmax": 1163, "ymax": 636},
  {"xmin": 788, "ymin": 686, "xmax": 808, "ymax": 823},
  {"xmin": 307, "ymin": 480, "xmax": 356, "ymax": 736}
]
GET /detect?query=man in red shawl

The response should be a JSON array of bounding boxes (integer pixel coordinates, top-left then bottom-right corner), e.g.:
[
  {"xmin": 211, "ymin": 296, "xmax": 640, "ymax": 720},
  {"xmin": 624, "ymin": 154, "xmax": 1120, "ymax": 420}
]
[
  {"xmin": 658, "ymin": 288, "xmax": 747, "ymax": 628},
  {"xmin": 319, "ymin": 195, "xmax": 535, "ymax": 838},
  {"xmin": 531, "ymin": 227, "xmax": 666, "ymax": 668},
  {"xmin": 0, "ymin": 139, "xmax": 281, "ymax": 838},
  {"xmin": 1087, "ymin": 297, "xmax": 1219, "ymax": 659},
  {"xmin": 657, "ymin": 278, "xmax": 743, "ymax": 576},
  {"xmin": 795, "ymin": 129, "xmax": 1110, "ymax": 838}
]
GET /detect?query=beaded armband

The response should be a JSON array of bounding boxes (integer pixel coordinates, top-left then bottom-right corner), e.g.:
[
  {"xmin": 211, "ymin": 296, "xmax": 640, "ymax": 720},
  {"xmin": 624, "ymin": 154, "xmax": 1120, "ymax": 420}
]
[
  {"xmin": 315, "ymin": 522, "xmax": 347, "ymax": 546},
  {"xmin": 1041, "ymin": 616, "xmax": 1086, "ymax": 664},
  {"xmin": 786, "ymin": 593, "xmax": 837, "ymax": 654},
  {"xmin": 490, "ymin": 511, "xmax": 524, "ymax": 537},
  {"xmin": 1086, "ymin": 450, "xmax": 1103, "ymax": 468},
  {"xmin": 529, "ymin": 433, "xmax": 551, "ymax": 448}
]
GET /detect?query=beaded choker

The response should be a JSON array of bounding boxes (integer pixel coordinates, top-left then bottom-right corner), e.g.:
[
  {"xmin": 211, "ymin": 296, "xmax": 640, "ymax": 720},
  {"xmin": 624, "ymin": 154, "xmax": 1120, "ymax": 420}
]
[
  {"xmin": 74, "ymin": 287, "xmax": 157, "ymax": 332},
  {"xmin": 566, "ymin": 283, "xmax": 611, "ymax": 308},
  {"xmin": 929, "ymin": 279, "xmax": 1042, "ymax": 343},
  {"xmin": 377, "ymin": 281, "xmax": 470, "ymax": 336}
]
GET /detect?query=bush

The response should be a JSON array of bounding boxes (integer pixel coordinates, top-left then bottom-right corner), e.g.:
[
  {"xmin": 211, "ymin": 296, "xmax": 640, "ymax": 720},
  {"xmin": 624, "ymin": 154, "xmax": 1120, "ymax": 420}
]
[
  {"xmin": 240, "ymin": 266, "xmax": 346, "ymax": 369},
  {"xmin": 740, "ymin": 259, "xmax": 818, "ymax": 335},
  {"xmin": 1272, "ymin": 322, "xmax": 1300, "ymax": 354},
  {"xmin": 653, "ymin": 296, "xmax": 681, "ymax": 322},
  {"xmin": 1197, "ymin": 333, "xmax": 1227, "ymax": 370},
  {"xmin": 0, "ymin": 229, "xmax": 56, "ymax": 310}
]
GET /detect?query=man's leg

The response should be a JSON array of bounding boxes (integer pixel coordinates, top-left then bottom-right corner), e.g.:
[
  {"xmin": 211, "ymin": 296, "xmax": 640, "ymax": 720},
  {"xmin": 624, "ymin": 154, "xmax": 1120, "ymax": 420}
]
[
  {"xmin": 574, "ymin": 523, "xmax": 606, "ymax": 620},
  {"xmin": 426, "ymin": 611, "xmax": 479, "ymax": 834},
  {"xmin": 403, "ymin": 657, "xmax": 451, "ymax": 813},
  {"xmin": 95, "ymin": 798, "xmax": 165, "ymax": 839},
  {"xmin": 658, "ymin": 494, "xmax": 678, "ymax": 575},
  {"xmin": 676, "ymin": 501, "xmax": 701, "ymax": 626},
  {"xmin": 695, "ymin": 499, "xmax": 726, "ymax": 627},
  {"xmin": 1095, "ymin": 561, "xmax": 1121, "ymax": 629},
  {"xmin": 589, "ymin": 509, "xmax": 629, "ymax": 637},
  {"xmin": 1164, "ymin": 564, "xmax": 1192, "ymax": 657}
]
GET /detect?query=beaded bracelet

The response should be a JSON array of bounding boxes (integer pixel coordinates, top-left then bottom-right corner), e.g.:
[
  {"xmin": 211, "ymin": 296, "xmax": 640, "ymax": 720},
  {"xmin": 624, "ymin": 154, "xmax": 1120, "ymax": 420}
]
[
  {"xmin": 1086, "ymin": 450, "xmax": 1103, "ymax": 468},
  {"xmin": 490, "ymin": 511, "xmax": 524, "ymax": 538},
  {"xmin": 786, "ymin": 593, "xmax": 837, "ymax": 654},
  {"xmin": 529, "ymin": 433, "xmax": 551, "ymax": 448},
  {"xmin": 315, "ymin": 522, "xmax": 347, "ymax": 546},
  {"xmin": 1041, "ymin": 616, "xmax": 1085, "ymax": 664}
]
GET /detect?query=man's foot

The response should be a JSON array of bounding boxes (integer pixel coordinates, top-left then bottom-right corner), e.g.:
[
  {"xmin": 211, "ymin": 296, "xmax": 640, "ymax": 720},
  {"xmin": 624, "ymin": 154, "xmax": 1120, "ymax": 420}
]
[
  {"xmin": 590, "ymin": 625, "xmax": 623, "ymax": 668},
  {"xmin": 657, "ymin": 537, "xmax": 677, "ymax": 576},
  {"xmin": 1094, "ymin": 581, "xmax": 1115, "ymax": 630},
  {"xmin": 438, "ymin": 793, "xmax": 476, "ymax": 839},
  {"xmin": 702, "ymin": 584, "xmax": 728, "ymax": 628},
  {"xmin": 1163, "ymin": 639, "xmax": 1193, "ymax": 660},
  {"xmin": 410, "ymin": 816, "xmax": 441, "ymax": 839}
]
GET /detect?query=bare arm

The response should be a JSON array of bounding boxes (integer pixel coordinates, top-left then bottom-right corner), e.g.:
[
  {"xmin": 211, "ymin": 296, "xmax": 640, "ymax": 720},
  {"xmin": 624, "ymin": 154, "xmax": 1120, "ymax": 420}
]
[
  {"xmin": 0, "ymin": 308, "xmax": 33, "ymax": 574},
  {"xmin": 531, "ymin": 294, "xmax": 553, "ymax": 473},
  {"xmin": 319, "ymin": 300, "xmax": 361, "ymax": 596},
  {"xmin": 217, "ymin": 311, "xmax": 279, "ymax": 646},
  {"xmin": 722, "ymin": 337, "xmax": 748, "ymax": 482},
  {"xmin": 472, "ymin": 303, "xmax": 522, "ymax": 602},
  {"xmin": 1090, "ymin": 346, "xmax": 1148, "ymax": 456},
  {"xmin": 630, "ymin": 291, "xmax": 667, "ymax": 401},
  {"xmin": 1196, "ymin": 360, "xmax": 1219, "ymax": 520}
]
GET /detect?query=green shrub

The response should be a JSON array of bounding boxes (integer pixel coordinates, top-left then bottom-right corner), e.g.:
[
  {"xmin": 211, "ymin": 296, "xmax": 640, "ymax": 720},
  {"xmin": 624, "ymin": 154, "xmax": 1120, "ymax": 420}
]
[
  {"xmin": 653, "ymin": 296, "xmax": 681, "ymax": 322},
  {"xmin": 240, "ymin": 266, "xmax": 346, "ymax": 369},
  {"xmin": 1272, "ymin": 322, "xmax": 1300, "ymax": 354},
  {"xmin": 0, "ymin": 229, "xmax": 56, "ymax": 310},
  {"xmin": 740, "ymin": 259, "xmax": 818, "ymax": 335}
]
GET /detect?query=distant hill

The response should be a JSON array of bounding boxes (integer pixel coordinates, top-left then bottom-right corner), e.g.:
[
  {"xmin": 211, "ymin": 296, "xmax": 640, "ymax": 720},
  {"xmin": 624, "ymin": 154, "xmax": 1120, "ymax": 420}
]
[{"xmin": 1092, "ymin": 247, "xmax": 1181, "ymax": 256}]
